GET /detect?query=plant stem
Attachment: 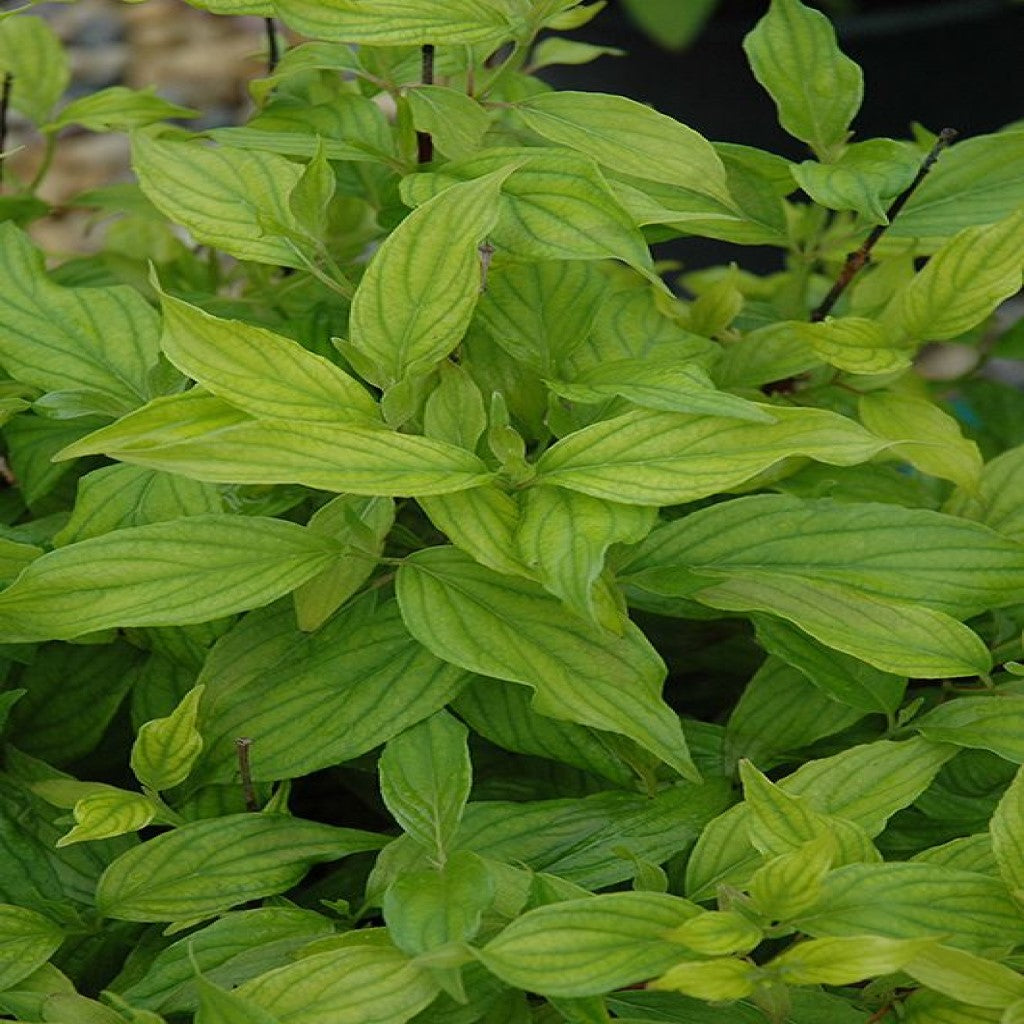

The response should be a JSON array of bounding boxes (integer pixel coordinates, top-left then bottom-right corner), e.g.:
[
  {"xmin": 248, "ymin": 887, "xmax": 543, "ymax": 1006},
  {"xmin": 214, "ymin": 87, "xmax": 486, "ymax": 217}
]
[
  {"xmin": 26, "ymin": 132, "xmax": 57, "ymax": 194},
  {"xmin": 416, "ymin": 44, "xmax": 435, "ymax": 164},
  {"xmin": 0, "ymin": 72, "xmax": 11, "ymax": 190},
  {"xmin": 235, "ymin": 737, "xmax": 259, "ymax": 812},
  {"xmin": 264, "ymin": 17, "xmax": 280, "ymax": 74},
  {"xmin": 811, "ymin": 127, "xmax": 957, "ymax": 322}
]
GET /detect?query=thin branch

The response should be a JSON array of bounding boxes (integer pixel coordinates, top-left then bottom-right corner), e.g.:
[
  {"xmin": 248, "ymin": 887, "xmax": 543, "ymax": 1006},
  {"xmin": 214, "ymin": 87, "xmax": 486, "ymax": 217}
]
[
  {"xmin": 264, "ymin": 17, "xmax": 280, "ymax": 75},
  {"xmin": 0, "ymin": 72, "xmax": 12, "ymax": 190},
  {"xmin": 416, "ymin": 44, "xmax": 435, "ymax": 164},
  {"xmin": 811, "ymin": 127, "xmax": 957, "ymax": 322},
  {"xmin": 235, "ymin": 737, "xmax": 259, "ymax": 812}
]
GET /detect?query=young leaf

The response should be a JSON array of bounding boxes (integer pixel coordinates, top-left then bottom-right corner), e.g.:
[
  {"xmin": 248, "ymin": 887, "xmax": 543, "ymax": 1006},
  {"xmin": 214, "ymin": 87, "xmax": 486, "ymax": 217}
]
[
  {"xmin": 383, "ymin": 851, "xmax": 494, "ymax": 955},
  {"xmin": 406, "ymin": 86, "xmax": 490, "ymax": 160},
  {"xmin": 0, "ymin": 905, "xmax": 64, "ymax": 991},
  {"xmin": 515, "ymin": 486, "xmax": 655, "ymax": 628},
  {"xmin": 0, "ymin": 16, "xmax": 68, "ymax": 125},
  {"xmin": 57, "ymin": 789, "xmax": 155, "ymax": 847},
  {"xmin": 514, "ymin": 92, "xmax": 734, "ymax": 207},
  {"xmin": 346, "ymin": 169, "xmax": 509, "ymax": 387},
  {"xmin": 0, "ymin": 224, "xmax": 161, "ymax": 414},
  {"xmin": 132, "ymin": 132, "xmax": 305, "ymax": 267},
  {"xmin": 130, "ymin": 684, "xmax": 205, "ymax": 793},
  {"xmin": 235, "ymin": 946, "xmax": 440, "ymax": 1024},
  {"xmin": 379, "ymin": 710, "xmax": 471, "ymax": 861},
  {"xmin": 990, "ymin": 765, "xmax": 1024, "ymax": 895},
  {"xmin": 478, "ymin": 892, "xmax": 702, "ymax": 997},
  {"xmin": 534, "ymin": 405, "xmax": 887, "ymax": 505},
  {"xmin": 748, "ymin": 835, "xmax": 836, "ymax": 922},
  {"xmin": 668, "ymin": 911, "xmax": 762, "ymax": 957},
  {"xmin": 767, "ymin": 935, "xmax": 938, "ymax": 986},
  {"xmin": 888, "ymin": 209, "xmax": 1024, "ymax": 341},
  {"xmin": 193, "ymin": 599, "xmax": 468, "ymax": 785},
  {"xmin": 423, "ymin": 362, "xmax": 488, "ymax": 451},
  {"xmin": 48, "ymin": 85, "xmax": 197, "ymax": 131},
  {"xmin": 742, "ymin": 0, "xmax": 863, "ymax": 161},
  {"xmin": 159, "ymin": 295, "xmax": 381, "ymax": 426},
  {"xmin": 786, "ymin": 317, "xmax": 915, "ymax": 375},
  {"xmin": 651, "ymin": 959, "xmax": 757, "ymax": 1001},
  {"xmin": 396, "ymin": 546, "xmax": 697, "ymax": 779},
  {"xmin": 0, "ymin": 515, "xmax": 341, "ymax": 642},
  {"xmin": 97, "ymin": 814, "xmax": 385, "ymax": 922},
  {"xmin": 791, "ymin": 139, "xmax": 921, "ymax": 223},
  {"xmin": 293, "ymin": 495, "xmax": 395, "ymax": 632}
]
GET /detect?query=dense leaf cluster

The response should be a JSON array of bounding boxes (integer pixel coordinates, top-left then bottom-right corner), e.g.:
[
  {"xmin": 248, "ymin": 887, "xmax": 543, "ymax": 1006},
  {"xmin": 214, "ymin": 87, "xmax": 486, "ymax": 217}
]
[{"xmin": 0, "ymin": 0, "xmax": 1022, "ymax": 1021}]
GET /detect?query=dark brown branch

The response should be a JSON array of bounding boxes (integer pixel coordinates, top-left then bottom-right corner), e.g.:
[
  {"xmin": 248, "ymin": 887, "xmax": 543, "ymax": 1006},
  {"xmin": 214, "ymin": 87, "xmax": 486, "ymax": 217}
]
[
  {"xmin": 235, "ymin": 737, "xmax": 259, "ymax": 812},
  {"xmin": 0, "ymin": 73, "xmax": 12, "ymax": 190},
  {"xmin": 416, "ymin": 44, "xmax": 436, "ymax": 164},
  {"xmin": 811, "ymin": 127, "xmax": 957, "ymax": 322},
  {"xmin": 265, "ymin": 18, "xmax": 280, "ymax": 75}
]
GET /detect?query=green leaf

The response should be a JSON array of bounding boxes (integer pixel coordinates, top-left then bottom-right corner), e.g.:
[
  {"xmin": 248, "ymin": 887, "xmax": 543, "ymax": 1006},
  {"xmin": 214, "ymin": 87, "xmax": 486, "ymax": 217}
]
[
  {"xmin": 424, "ymin": 362, "xmax": 488, "ymax": 451},
  {"xmin": 132, "ymin": 132, "xmax": 305, "ymax": 267},
  {"xmin": 0, "ymin": 224, "xmax": 161, "ymax": 414},
  {"xmin": 916, "ymin": 697, "xmax": 1024, "ymax": 763},
  {"xmin": 528, "ymin": 37, "xmax": 623, "ymax": 69},
  {"xmin": 160, "ymin": 295, "xmax": 381, "ymax": 426},
  {"xmin": 623, "ymin": 495, "xmax": 1024, "ymax": 619},
  {"xmin": 752, "ymin": 618, "xmax": 906, "ymax": 715},
  {"xmin": 903, "ymin": 946, "xmax": 1024, "ymax": 1009},
  {"xmin": 187, "ymin": 0, "xmax": 272, "ymax": 12},
  {"xmin": 396, "ymin": 546, "xmax": 696, "ymax": 779},
  {"xmin": 794, "ymin": 862, "xmax": 1024, "ymax": 956},
  {"xmin": 383, "ymin": 851, "xmax": 494, "ymax": 955},
  {"xmin": 193, "ymin": 599, "xmax": 467, "ymax": 784},
  {"xmin": 695, "ymin": 571, "xmax": 991, "ymax": 678},
  {"xmin": 685, "ymin": 737, "xmax": 954, "ymax": 899},
  {"xmin": 58, "ymin": 391, "xmax": 493, "ymax": 496},
  {"xmin": 991, "ymin": 765, "xmax": 1024, "ymax": 895},
  {"xmin": 97, "ymin": 813, "xmax": 384, "ymax": 922},
  {"xmin": 0, "ymin": 904, "xmax": 64, "ymax": 990},
  {"xmin": 767, "ymin": 935, "xmax": 938, "ymax": 986},
  {"xmin": 54, "ymin": 464, "xmax": 222, "ymax": 547},
  {"xmin": 0, "ymin": 16, "xmax": 68, "ymax": 124},
  {"xmin": 946, "ymin": 444, "xmax": 1024, "ymax": 542},
  {"xmin": 0, "ymin": 514, "xmax": 341, "ymax": 643},
  {"xmin": 274, "ymin": 0, "xmax": 518, "ymax": 45},
  {"xmin": 888, "ymin": 209, "xmax": 1024, "ymax": 341},
  {"xmin": 236, "ymin": 945, "xmax": 439, "ymax": 1024},
  {"xmin": 49, "ymin": 85, "xmax": 196, "ymax": 131},
  {"xmin": 887, "ymin": 132, "xmax": 1024, "ymax": 244},
  {"xmin": 452, "ymin": 677, "xmax": 637, "ymax": 788},
  {"xmin": 792, "ymin": 139, "xmax": 921, "ymax": 223},
  {"xmin": 514, "ymin": 92, "xmax": 733, "ymax": 207},
  {"xmin": 56, "ymin": 788, "xmax": 155, "ymax": 847},
  {"xmin": 725, "ymin": 658, "xmax": 864, "ymax": 767},
  {"xmin": 119, "ymin": 908, "xmax": 334, "ymax": 1014},
  {"xmin": 668, "ymin": 911, "xmax": 762, "ymax": 957},
  {"xmin": 130, "ymin": 684, "xmax": 205, "ymax": 792},
  {"xmin": 651, "ymin": 959, "xmax": 757, "ymax": 1001},
  {"xmin": 515, "ymin": 486, "xmax": 655, "ymax": 628},
  {"xmin": 406, "ymin": 86, "xmax": 490, "ymax": 160},
  {"xmin": 534, "ymin": 406, "xmax": 886, "ymax": 505},
  {"xmin": 293, "ymin": 494, "xmax": 395, "ymax": 631},
  {"xmin": 379, "ymin": 710, "xmax": 471, "ymax": 860},
  {"xmin": 347, "ymin": 169, "xmax": 508, "ymax": 386},
  {"xmin": 547, "ymin": 358, "xmax": 774, "ymax": 421},
  {"xmin": 742, "ymin": 0, "xmax": 862, "ymax": 161},
  {"xmin": 786, "ymin": 317, "xmax": 915, "ymax": 375},
  {"xmin": 479, "ymin": 892, "xmax": 701, "ymax": 997},
  {"xmin": 195, "ymin": 975, "xmax": 282, "ymax": 1024},
  {"xmin": 748, "ymin": 835, "xmax": 836, "ymax": 922},
  {"xmin": 860, "ymin": 392, "xmax": 983, "ymax": 492}
]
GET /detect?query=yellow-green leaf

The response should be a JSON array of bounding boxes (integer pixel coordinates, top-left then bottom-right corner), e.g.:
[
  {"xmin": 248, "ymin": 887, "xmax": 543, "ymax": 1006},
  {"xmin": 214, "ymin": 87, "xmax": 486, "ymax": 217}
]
[
  {"xmin": 131, "ymin": 684, "xmax": 205, "ymax": 792},
  {"xmin": 0, "ymin": 16, "xmax": 68, "ymax": 124},
  {"xmin": 57, "ymin": 789, "xmax": 155, "ymax": 847},
  {"xmin": 788, "ymin": 317, "xmax": 914, "ymax": 375}
]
